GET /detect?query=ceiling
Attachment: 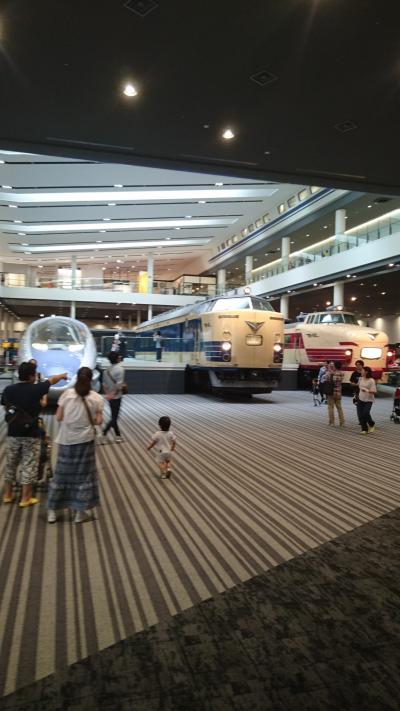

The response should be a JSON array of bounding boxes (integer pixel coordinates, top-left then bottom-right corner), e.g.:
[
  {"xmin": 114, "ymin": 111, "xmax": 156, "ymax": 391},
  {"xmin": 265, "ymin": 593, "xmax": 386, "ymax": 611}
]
[
  {"xmin": 0, "ymin": 1, "xmax": 399, "ymax": 196},
  {"xmin": 0, "ymin": 150, "xmax": 304, "ymax": 277}
]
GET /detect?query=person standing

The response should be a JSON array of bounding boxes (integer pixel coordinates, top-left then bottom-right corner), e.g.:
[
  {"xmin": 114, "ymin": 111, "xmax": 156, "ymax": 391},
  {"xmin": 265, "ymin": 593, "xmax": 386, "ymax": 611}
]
[
  {"xmin": 326, "ymin": 360, "xmax": 345, "ymax": 427},
  {"xmin": 357, "ymin": 366, "xmax": 377, "ymax": 434},
  {"xmin": 1, "ymin": 361, "xmax": 67, "ymax": 507},
  {"xmin": 102, "ymin": 351, "xmax": 125, "ymax": 443},
  {"xmin": 317, "ymin": 360, "xmax": 330, "ymax": 403},
  {"xmin": 153, "ymin": 331, "xmax": 162, "ymax": 361},
  {"xmin": 47, "ymin": 367, "xmax": 103, "ymax": 523}
]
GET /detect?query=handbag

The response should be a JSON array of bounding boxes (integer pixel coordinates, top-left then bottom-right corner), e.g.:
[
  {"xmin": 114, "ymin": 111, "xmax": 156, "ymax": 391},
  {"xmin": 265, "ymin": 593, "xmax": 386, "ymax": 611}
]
[
  {"xmin": 108, "ymin": 369, "xmax": 128, "ymax": 395},
  {"xmin": 4, "ymin": 401, "xmax": 37, "ymax": 429}
]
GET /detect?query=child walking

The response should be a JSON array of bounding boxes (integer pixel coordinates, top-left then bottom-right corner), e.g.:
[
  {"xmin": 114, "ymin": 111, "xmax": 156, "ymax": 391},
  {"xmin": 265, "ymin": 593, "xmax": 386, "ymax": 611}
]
[{"xmin": 147, "ymin": 416, "xmax": 176, "ymax": 479}]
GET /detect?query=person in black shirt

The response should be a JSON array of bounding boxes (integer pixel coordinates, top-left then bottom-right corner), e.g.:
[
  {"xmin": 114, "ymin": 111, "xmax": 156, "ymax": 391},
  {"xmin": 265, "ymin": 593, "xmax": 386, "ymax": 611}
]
[{"xmin": 1, "ymin": 361, "xmax": 67, "ymax": 507}]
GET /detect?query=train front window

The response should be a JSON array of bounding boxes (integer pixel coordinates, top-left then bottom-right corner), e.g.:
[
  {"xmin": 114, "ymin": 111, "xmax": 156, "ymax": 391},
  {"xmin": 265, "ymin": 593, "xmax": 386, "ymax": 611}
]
[
  {"xmin": 318, "ymin": 312, "xmax": 358, "ymax": 324},
  {"xmin": 31, "ymin": 320, "xmax": 87, "ymax": 349},
  {"xmin": 211, "ymin": 298, "xmax": 252, "ymax": 311},
  {"xmin": 251, "ymin": 297, "xmax": 275, "ymax": 312}
]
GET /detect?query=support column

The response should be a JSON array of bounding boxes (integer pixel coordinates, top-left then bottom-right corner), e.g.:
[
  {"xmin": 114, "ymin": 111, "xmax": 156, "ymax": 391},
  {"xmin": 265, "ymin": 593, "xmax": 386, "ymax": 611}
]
[
  {"xmin": 333, "ymin": 281, "xmax": 344, "ymax": 307},
  {"xmin": 0, "ymin": 307, "xmax": 3, "ymax": 339},
  {"xmin": 245, "ymin": 255, "xmax": 253, "ymax": 283},
  {"xmin": 281, "ymin": 236, "xmax": 291, "ymax": 271},
  {"xmin": 217, "ymin": 268, "xmax": 226, "ymax": 294},
  {"xmin": 136, "ymin": 310, "xmax": 141, "ymax": 327},
  {"xmin": 3, "ymin": 310, "xmax": 8, "ymax": 339},
  {"xmin": 280, "ymin": 294, "xmax": 289, "ymax": 320},
  {"xmin": 147, "ymin": 253, "xmax": 154, "ymax": 295},
  {"xmin": 147, "ymin": 304, "xmax": 153, "ymax": 321},
  {"xmin": 71, "ymin": 255, "xmax": 77, "ymax": 289},
  {"xmin": 70, "ymin": 301, "xmax": 76, "ymax": 319},
  {"xmin": 128, "ymin": 315, "xmax": 132, "ymax": 330},
  {"xmin": 335, "ymin": 209, "xmax": 346, "ymax": 239}
]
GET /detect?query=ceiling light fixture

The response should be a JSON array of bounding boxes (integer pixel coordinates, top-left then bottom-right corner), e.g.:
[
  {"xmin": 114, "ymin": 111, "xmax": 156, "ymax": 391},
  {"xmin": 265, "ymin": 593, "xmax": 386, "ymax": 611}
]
[
  {"xmin": 114, "ymin": 184, "xmax": 123, "ymax": 188},
  {"xmin": 123, "ymin": 83, "xmax": 138, "ymax": 97},
  {"xmin": 222, "ymin": 128, "xmax": 235, "ymax": 140},
  {"xmin": 215, "ymin": 182, "xmax": 224, "ymax": 187},
  {"xmin": 6, "ymin": 217, "xmax": 236, "ymax": 235},
  {"xmin": 2, "ymin": 185, "xmax": 12, "ymax": 189},
  {"xmin": 10, "ymin": 237, "xmax": 210, "ymax": 254},
  {"xmin": 388, "ymin": 263, "xmax": 395, "ymax": 267}
]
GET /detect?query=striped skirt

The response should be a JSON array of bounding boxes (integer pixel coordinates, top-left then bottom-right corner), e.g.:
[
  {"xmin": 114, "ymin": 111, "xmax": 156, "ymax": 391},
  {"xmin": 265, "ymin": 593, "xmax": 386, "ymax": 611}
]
[{"xmin": 47, "ymin": 440, "xmax": 99, "ymax": 512}]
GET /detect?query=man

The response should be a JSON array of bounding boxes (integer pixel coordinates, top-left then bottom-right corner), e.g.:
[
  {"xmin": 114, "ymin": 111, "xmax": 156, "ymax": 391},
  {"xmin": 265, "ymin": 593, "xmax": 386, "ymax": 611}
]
[
  {"xmin": 317, "ymin": 360, "xmax": 330, "ymax": 404},
  {"xmin": 326, "ymin": 360, "xmax": 345, "ymax": 427},
  {"xmin": 2, "ymin": 361, "xmax": 67, "ymax": 507},
  {"xmin": 153, "ymin": 331, "xmax": 162, "ymax": 362},
  {"xmin": 350, "ymin": 359, "xmax": 364, "ymax": 401}
]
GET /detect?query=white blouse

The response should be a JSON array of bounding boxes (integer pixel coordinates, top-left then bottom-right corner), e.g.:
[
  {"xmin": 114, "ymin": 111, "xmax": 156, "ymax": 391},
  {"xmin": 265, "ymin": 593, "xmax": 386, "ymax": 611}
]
[
  {"xmin": 358, "ymin": 376, "xmax": 377, "ymax": 403},
  {"xmin": 55, "ymin": 389, "xmax": 104, "ymax": 445}
]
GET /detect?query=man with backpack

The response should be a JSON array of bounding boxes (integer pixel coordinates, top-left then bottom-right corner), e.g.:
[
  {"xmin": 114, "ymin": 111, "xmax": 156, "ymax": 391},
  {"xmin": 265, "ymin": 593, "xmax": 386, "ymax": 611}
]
[{"xmin": 1, "ymin": 361, "xmax": 67, "ymax": 507}]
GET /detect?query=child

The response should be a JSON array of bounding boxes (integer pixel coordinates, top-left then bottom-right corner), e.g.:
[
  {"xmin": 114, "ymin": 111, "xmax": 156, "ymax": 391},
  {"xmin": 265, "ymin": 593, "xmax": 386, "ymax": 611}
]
[
  {"xmin": 147, "ymin": 416, "xmax": 176, "ymax": 479},
  {"xmin": 311, "ymin": 379, "xmax": 321, "ymax": 406}
]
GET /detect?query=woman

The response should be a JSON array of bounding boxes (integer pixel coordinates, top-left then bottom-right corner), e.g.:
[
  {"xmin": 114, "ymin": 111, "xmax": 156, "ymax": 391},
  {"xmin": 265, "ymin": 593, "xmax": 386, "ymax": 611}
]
[
  {"xmin": 102, "ymin": 351, "xmax": 124, "ymax": 443},
  {"xmin": 47, "ymin": 367, "xmax": 103, "ymax": 523},
  {"xmin": 357, "ymin": 366, "xmax": 377, "ymax": 434}
]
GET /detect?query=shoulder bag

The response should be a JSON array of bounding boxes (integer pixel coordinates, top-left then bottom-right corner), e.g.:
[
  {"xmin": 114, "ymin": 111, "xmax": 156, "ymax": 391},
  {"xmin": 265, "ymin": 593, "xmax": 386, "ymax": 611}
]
[
  {"xmin": 108, "ymin": 369, "xmax": 128, "ymax": 395},
  {"xmin": 81, "ymin": 396, "xmax": 99, "ymax": 442},
  {"xmin": 4, "ymin": 400, "xmax": 37, "ymax": 430}
]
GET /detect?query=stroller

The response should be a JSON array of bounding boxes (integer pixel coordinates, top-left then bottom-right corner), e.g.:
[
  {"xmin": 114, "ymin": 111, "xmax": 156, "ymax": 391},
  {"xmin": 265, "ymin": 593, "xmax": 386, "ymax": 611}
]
[
  {"xmin": 390, "ymin": 387, "xmax": 400, "ymax": 424},
  {"xmin": 36, "ymin": 417, "xmax": 53, "ymax": 490}
]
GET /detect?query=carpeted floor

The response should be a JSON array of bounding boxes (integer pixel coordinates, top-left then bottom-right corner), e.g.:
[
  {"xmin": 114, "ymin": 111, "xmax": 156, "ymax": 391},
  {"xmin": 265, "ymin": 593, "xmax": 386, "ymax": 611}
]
[{"xmin": 0, "ymin": 390, "xmax": 399, "ymax": 701}]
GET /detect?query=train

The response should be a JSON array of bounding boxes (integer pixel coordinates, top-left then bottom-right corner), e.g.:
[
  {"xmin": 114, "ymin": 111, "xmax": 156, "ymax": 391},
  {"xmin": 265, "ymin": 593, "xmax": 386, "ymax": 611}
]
[
  {"xmin": 283, "ymin": 308, "xmax": 393, "ymax": 385},
  {"xmin": 134, "ymin": 294, "xmax": 285, "ymax": 394},
  {"xmin": 19, "ymin": 316, "xmax": 100, "ymax": 398}
]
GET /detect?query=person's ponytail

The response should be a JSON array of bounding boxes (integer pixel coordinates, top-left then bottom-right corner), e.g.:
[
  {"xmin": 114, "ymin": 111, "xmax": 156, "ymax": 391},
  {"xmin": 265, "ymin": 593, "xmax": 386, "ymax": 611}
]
[{"xmin": 74, "ymin": 367, "xmax": 92, "ymax": 397}]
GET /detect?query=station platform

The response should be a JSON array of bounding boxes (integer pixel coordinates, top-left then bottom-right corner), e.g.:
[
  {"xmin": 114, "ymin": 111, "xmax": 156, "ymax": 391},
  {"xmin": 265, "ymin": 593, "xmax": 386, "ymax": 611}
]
[{"xmin": 1, "ymin": 389, "xmax": 399, "ymax": 708}]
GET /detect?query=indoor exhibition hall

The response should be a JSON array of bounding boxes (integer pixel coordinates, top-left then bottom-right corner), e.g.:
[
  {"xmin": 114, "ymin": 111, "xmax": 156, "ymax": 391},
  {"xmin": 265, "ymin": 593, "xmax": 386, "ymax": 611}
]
[{"xmin": 0, "ymin": 2, "xmax": 400, "ymax": 710}]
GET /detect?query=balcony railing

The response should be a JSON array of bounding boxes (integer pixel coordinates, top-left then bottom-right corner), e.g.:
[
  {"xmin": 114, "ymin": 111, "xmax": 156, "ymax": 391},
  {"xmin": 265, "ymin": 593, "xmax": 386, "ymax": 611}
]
[{"xmin": 250, "ymin": 215, "xmax": 400, "ymax": 283}]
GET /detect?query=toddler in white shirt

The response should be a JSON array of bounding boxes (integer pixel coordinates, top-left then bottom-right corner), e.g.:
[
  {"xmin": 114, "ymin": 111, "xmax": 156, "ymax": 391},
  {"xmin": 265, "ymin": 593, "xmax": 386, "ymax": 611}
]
[{"xmin": 147, "ymin": 416, "xmax": 176, "ymax": 479}]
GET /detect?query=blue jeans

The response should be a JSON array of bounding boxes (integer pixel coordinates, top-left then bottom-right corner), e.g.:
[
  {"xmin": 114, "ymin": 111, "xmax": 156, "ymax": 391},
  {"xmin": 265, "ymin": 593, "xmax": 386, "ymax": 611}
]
[{"xmin": 357, "ymin": 401, "xmax": 374, "ymax": 432}]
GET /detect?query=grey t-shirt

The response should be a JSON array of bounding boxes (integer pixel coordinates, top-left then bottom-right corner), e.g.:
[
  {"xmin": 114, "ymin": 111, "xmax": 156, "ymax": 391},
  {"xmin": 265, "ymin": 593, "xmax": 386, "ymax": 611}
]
[{"xmin": 103, "ymin": 364, "xmax": 124, "ymax": 400}]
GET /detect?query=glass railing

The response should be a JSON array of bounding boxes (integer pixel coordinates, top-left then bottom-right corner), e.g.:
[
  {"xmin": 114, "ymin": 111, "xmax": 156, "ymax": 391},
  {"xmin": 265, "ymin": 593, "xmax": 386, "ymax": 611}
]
[
  {"xmin": 250, "ymin": 215, "xmax": 400, "ymax": 283},
  {"xmin": 0, "ymin": 274, "xmax": 228, "ymax": 298},
  {"xmin": 96, "ymin": 336, "xmax": 194, "ymax": 364}
]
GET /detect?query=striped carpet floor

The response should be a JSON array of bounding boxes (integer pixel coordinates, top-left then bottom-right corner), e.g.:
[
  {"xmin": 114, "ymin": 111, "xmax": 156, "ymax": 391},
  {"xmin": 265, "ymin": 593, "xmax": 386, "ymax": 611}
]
[{"xmin": 0, "ymin": 390, "xmax": 399, "ymax": 698}]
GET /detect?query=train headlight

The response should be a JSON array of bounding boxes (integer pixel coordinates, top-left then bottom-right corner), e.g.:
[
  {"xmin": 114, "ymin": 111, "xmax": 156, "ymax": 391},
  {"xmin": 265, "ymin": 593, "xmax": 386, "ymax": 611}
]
[
  {"xmin": 387, "ymin": 350, "xmax": 394, "ymax": 358},
  {"xmin": 32, "ymin": 342, "xmax": 48, "ymax": 351},
  {"xmin": 273, "ymin": 343, "xmax": 282, "ymax": 352},
  {"xmin": 361, "ymin": 347, "xmax": 382, "ymax": 359},
  {"xmin": 221, "ymin": 341, "xmax": 232, "ymax": 351}
]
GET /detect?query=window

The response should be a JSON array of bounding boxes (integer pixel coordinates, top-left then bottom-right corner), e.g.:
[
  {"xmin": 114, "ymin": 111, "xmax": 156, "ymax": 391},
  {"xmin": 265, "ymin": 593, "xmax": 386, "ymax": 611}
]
[
  {"xmin": 251, "ymin": 297, "xmax": 275, "ymax": 312},
  {"xmin": 298, "ymin": 188, "xmax": 309, "ymax": 201},
  {"xmin": 242, "ymin": 227, "xmax": 249, "ymax": 238},
  {"xmin": 287, "ymin": 195, "xmax": 297, "ymax": 208},
  {"xmin": 212, "ymin": 298, "xmax": 252, "ymax": 311},
  {"xmin": 263, "ymin": 213, "xmax": 270, "ymax": 224},
  {"xmin": 255, "ymin": 218, "xmax": 263, "ymax": 229},
  {"xmin": 310, "ymin": 186, "xmax": 321, "ymax": 194},
  {"xmin": 278, "ymin": 203, "xmax": 286, "ymax": 214}
]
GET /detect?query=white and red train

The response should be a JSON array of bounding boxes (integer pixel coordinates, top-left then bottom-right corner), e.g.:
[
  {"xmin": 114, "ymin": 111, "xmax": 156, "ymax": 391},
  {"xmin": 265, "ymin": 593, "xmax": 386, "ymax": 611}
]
[{"xmin": 283, "ymin": 308, "xmax": 394, "ymax": 384}]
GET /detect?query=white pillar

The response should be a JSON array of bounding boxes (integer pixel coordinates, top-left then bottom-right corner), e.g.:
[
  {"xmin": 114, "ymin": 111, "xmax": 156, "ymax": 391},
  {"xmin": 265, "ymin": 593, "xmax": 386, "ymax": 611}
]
[
  {"xmin": 281, "ymin": 236, "xmax": 291, "ymax": 270},
  {"xmin": 280, "ymin": 294, "xmax": 289, "ymax": 319},
  {"xmin": 3, "ymin": 310, "xmax": 8, "ymax": 339},
  {"xmin": 335, "ymin": 209, "xmax": 346, "ymax": 239},
  {"xmin": 147, "ymin": 304, "xmax": 153, "ymax": 321},
  {"xmin": 128, "ymin": 315, "xmax": 132, "ymax": 330},
  {"xmin": 71, "ymin": 255, "xmax": 77, "ymax": 288},
  {"xmin": 245, "ymin": 255, "xmax": 253, "ymax": 283},
  {"xmin": 70, "ymin": 301, "xmax": 76, "ymax": 319},
  {"xmin": 333, "ymin": 281, "xmax": 344, "ymax": 307},
  {"xmin": 136, "ymin": 310, "xmax": 141, "ymax": 326},
  {"xmin": 147, "ymin": 253, "xmax": 154, "ymax": 295},
  {"xmin": 217, "ymin": 268, "xmax": 226, "ymax": 294},
  {"xmin": 0, "ymin": 307, "xmax": 3, "ymax": 338}
]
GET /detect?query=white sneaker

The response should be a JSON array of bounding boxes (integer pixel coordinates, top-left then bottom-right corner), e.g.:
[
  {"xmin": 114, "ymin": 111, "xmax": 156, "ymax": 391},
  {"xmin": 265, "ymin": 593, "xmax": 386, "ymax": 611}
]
[
  {"xmin": 74, "ymin": 510, "xmax": 89, "ymax": 523},
  {"xmin": 47, "ymin": 510, "xmax": 57, "ymax": 524},
  {"xmin": 115, "ymin": 436, "xmax": 124, "ymax": 443}
]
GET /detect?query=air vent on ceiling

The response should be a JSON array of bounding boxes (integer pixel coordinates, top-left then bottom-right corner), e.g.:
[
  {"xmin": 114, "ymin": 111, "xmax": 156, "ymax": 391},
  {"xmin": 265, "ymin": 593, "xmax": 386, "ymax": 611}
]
[
  {"xmin": 123, "ymin": 0, "xmax": 158, "ymax": 16},
  {"xmin": 250, "ymin": 70, "xmax": 278, "ymax": 86},
  {"xmin": 334, "ymin": 120, "xmax": 358, "ymax": 133}
]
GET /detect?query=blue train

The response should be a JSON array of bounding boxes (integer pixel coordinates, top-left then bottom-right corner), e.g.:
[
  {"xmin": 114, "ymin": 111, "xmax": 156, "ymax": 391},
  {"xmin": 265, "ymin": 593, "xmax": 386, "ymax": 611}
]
[{"xmin": 19, "ymin": 316, "xmax": 99, "ymax": 398}]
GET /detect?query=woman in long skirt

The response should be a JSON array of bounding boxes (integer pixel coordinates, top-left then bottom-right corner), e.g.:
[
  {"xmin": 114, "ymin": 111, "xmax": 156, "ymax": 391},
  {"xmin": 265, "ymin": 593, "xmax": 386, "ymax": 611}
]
[{"xmin": 47, "ymin": 367, "xmax": 103, "ymax": 523}]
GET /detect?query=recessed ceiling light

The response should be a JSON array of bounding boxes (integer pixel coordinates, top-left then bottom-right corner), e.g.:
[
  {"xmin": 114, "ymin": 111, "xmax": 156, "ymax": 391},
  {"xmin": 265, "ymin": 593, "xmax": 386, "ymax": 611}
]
[
  {"xmin": 114, "ymin": 184, "xmax": 123, "ymax": 188},
  {"xmin": 346, "ymin": 274, "xmax": 351, "ymax": 278},
  {"xmin": 222, "ymin": 128, "xmax": 235, "ymax": 140},
  {"xmin": 381, "ymin": 291, "xmax": 386, "ymax": 295},
  {"xmin": 38, "ymin": 265, "xmax": 43, "ymax": 268},
  {"xmin": 185, "ymin": 215, "xmax": 192, "ymax": 219},
  {"xmin": 103, "ymin": 217, "xmax": 111, "ymax": 221},
  {"xmin": 96, "ymin": 240, "xmax": 103, "ymax": 243},
  {"xmin": 373, "ymin": 283, "xmax": 377, "ymax": 286},
  {"xmin": 18, "ymin": 232, "xmax": 26, "ymax": 236},
  {"xmin": 175, "ymin": 227, "xmax": 181, "ymax": 230},
  {"xmin": 351, "ymin": 296, "xmax": 357, "ymax": 301},
  {"xmin": 0, "ymin": 160, "xmax": 4, "ymax": 164},
  {"xmin": 326, "ymin": 301, "xmax": 331, "ymax": 306},
  {"xmin": 388, "ymin": 263, "xmax": 394, "ymax": 267},
  {"xmin": 99, "ymin": 230, "xmax": 106, "ymax": 233},
  {"xmin": 105, "ymin": 314, "xmax": 109, "ymax": 318},
  {"xmin": 108, "ymin": 202, "xmax": 116, "ymax": 206},
  {"xmin": 323, "ymin": 225, "xmax": 328, "ymax": 229},
  {"xmin": 21, "ymin": 242, "xmax": 29, "ymax": 246},
  {"xmin": 8, "ymin": 204, "xmax": 17, "ymax": 208},
  {"xmin": 198, "ymin": 200, "xmax": 206, "ymax": 204},
  {"xmin": 367, "ymin": 204, "xmax": 372, "ymax": 208},
  {"xmin": 306, "ymin": 233, "xmax": 310, "ymax": 237},
  {"xmin": 2, "ymin": 185, "xmax": 12, "ymax": 189},
  {"xmin": 102, "ymin": 267, "xmax": 106, "ymax": 271},
  {"xmin": 123, "ymin": 83, "xmax": 138, "ymax": 97},
  {"xmin": 40, "ymin": 313, "xmax": 44, "ymax": 316},
  {"xmin": 13, "ymin": 220, "xmax": 22, "ymax": 223},
  {"xmin": 313, "ymin": 283, "xmax": 318, "ymax": 286},
  {"xmin": 215, "ymin": 182, "xmax": 224, "ymax": 187}
]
